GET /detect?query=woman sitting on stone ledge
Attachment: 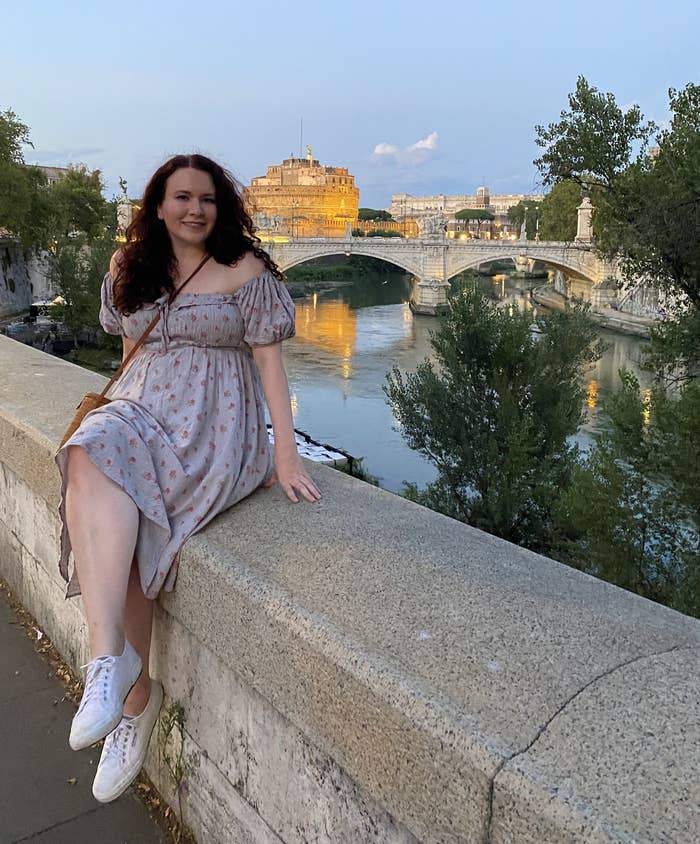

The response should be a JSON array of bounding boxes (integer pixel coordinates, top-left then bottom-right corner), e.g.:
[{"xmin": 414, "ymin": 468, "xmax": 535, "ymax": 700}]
[{"xmin": 54, "ymin": 154, "xmax": 321, "ymax": 805}]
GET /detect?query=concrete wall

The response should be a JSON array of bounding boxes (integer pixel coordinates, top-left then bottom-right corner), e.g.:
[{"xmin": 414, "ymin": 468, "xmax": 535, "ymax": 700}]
[
  {"xmin": 0, "ymin": 239, "xmax": 55, "ymax": 318},
  {"xmin": 0, "ymin": 239, "xmax": 32, "ymax": 318},
  {"xmin": 1, "ymin": 334, "xmax": 699, "ymax": 843}
]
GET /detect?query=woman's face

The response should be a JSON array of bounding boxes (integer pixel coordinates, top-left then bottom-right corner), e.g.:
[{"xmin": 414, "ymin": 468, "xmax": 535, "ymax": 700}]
[{"xmin": 157, "ymin": 167, "xmax": 217, "ymax": 248}]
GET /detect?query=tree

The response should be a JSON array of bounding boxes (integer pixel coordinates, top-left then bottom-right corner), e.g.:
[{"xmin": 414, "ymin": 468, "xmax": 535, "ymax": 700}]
[
  {"xmin": 0, "ymin": 108, "xmax": 31, "ymax": 164},
  {"xmin": 537, "ymin": 78, "xmax": 700, "ymax": 617},
  {"xmin": 506, "ymin": 202, "xmax": 540, "ymax": 239},
  {"xmin": 50, "ymin": 227, "xmax": 118, "ymax": 348},
  {"xmin": 535, "ymin": 77, "xmax": 700, "ymax": 311},
  {"xmin": 50, "ymin": 165, "xmax": 110, "ymax": 241},
  {"xmin": 554, "ymin": 372, "xmax": 699, "ymax": 617},
  {"xmin": 385, "ymin": 286, "xmax": 602, "ymax": 553},
  {"xmin": 538, "ymin": 180, "xmax": 580, "ymax": 241},
  {"xmin": 0, "ymin": 109, "xmax": 55, "ymax": 249},
  {"xmin": 358, "ymin": 208, "xmax": 393, "ymax": 221},
  {"xmin": 455, "ymin": 208, "xmax": 495, "ymax": 238}
]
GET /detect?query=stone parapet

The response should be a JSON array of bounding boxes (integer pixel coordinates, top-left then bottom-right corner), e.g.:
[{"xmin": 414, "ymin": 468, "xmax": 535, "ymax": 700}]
[{"xmin": 1, "ymin": 335, "xmax": 698, "ymax": 842}]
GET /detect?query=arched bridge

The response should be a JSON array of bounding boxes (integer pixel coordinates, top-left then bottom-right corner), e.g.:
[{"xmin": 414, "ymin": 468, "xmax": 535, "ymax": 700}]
[{"xmin": 266, "ymin": 237, "xmax": 616, "ymax": 313}]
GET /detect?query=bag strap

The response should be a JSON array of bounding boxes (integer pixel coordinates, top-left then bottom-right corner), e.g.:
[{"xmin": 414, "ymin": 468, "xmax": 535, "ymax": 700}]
[{"xmin": 98, "ymin": 253, "xmax": 211, "ymax": 399}]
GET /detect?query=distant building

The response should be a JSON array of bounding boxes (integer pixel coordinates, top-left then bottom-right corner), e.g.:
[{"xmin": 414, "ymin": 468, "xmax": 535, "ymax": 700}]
[
  {"xmin": 389, "ymin": 187, "xmax": 545, "ymax": 239},
  {"xmin": 36, "ymin": 165, "xmax": 70, "ymax": 186},
  {"xmin": 245, "ymin": 148, "xmax": 360, "ymax": 238}
]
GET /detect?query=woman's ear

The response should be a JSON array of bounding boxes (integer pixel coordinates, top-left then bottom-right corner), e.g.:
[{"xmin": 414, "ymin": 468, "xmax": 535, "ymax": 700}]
[{"xmin": 157, "ymin": 205, "xmax": 164, "ymax": 220}]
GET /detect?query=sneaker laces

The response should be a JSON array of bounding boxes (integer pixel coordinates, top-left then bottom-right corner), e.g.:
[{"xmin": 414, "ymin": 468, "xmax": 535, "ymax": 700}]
[
  {"xmin": 102, "ymin": 717, "xmax": 136, "ymax": 766},
  {"xmin": 77, "ymin": 655, "xmax": 118, "ymax": 712}
]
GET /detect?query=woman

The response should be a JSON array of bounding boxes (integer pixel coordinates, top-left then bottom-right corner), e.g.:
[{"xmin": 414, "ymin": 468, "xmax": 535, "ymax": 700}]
[{"xmin": 55, "ymin": 154, "xmax": 321, "ymax": 803}]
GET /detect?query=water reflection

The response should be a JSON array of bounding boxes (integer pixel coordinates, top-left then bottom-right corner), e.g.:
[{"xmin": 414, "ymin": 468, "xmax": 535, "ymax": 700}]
[{"xmin": 283, "ymin": 273, "xmax": 651, "ymax": 492}]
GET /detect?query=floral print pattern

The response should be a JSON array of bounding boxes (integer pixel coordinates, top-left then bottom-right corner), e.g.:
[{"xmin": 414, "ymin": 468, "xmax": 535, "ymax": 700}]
[{"xmin": 55, "ymin": 269, "xmax": 295, "ymax": 599}]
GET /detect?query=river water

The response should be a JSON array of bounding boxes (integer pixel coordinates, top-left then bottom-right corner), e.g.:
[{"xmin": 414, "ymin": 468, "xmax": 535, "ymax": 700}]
[{"xmin": 281, "ymin": 273, "xmax": 652, "ymax": 493}]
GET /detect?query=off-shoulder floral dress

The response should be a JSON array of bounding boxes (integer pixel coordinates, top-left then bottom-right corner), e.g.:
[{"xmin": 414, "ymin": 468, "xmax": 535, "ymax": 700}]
[{"xmin": 55, "ymin": 269, "xmax": 296, "ymax": 599}]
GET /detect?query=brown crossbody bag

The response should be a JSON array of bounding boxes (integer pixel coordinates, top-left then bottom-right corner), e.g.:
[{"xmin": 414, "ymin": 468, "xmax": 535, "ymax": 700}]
[{"xmin": 58, "ymin": 254, "xmax": 211, "ymax": 449}]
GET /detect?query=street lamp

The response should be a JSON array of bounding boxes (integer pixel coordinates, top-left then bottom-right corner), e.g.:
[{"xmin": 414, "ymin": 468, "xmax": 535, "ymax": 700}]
[{"xmin": 291, "ymin": 198, "xmax": 299, "ymax": 240}]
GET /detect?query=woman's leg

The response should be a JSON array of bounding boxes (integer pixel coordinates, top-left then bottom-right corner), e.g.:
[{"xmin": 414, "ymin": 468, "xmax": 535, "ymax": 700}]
[
  {"xmin": 64, "ymin": 444, "xmax": 139, "ymax": 658},
  {"xmin": 122, "ymin": 558, "xmax": 155, "ymax": 716}
]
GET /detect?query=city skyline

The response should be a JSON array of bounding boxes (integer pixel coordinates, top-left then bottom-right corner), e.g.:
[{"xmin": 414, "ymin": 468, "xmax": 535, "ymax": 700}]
[{"xmin": 3, "ymin": 0, "xmax": 698, "ymax": 207}]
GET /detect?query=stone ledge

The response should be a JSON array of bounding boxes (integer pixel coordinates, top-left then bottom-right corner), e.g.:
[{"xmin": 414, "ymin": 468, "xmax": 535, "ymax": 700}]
[{"xmin": 1, "ymin": 335, "xmax": 699, "ymax": 843}]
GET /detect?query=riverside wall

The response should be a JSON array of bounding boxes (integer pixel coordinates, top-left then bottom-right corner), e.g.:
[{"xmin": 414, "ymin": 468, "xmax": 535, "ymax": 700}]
[{"xmin": 1, "ymin": 334, "xmax": 698, "ymax": 843}]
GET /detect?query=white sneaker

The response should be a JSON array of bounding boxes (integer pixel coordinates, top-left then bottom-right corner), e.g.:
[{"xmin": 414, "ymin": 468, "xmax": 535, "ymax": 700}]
[
  {"xmin": 92, "ymin": 679, "xmax": 164, "ymax": 804},
  {"xmin": 69, "ymin": 640, "xmax": 142, "ymax": 751}
]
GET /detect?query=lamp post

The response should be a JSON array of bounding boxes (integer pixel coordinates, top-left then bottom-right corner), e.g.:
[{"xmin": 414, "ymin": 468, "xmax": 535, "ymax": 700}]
[{"xmin": 291, "ymin": 198, "xmax": 299, "ymax": 240}]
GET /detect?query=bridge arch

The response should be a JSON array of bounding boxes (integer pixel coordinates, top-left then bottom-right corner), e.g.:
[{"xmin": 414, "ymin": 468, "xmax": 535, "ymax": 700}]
[
  {"xmin": 447, "ymin": 251, "xmax": 601, "ymax": 285},
  {"xmin": 276, "ymin": 249, "xmax": 423, "ymax": 279}
]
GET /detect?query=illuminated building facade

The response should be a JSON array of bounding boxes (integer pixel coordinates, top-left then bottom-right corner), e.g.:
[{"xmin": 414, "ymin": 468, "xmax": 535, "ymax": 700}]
[
  {"xmin": 389, "ymin": 187, "xmax": 545, "ymax": 239},
  {"xmin": 246, "ymin": 149, "xmax": 360, "ymax": 239}
]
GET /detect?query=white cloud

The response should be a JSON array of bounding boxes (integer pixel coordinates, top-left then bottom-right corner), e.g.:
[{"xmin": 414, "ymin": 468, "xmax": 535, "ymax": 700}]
[{"xmin": 371, "ymin": 132, "xmax": 439, "ymax": 167}]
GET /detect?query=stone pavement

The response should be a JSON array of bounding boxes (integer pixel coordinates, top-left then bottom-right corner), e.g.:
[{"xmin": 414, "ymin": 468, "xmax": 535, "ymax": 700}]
[{"xmin": 0, "ymin": 589, "xmax": 166, "ymax": 844}]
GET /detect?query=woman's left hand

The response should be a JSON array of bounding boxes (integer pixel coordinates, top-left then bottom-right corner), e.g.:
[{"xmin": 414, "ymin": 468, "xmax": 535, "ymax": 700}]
[{"xmin": 263, "ymin": 450, "xmax": 322, "ymax": 503}]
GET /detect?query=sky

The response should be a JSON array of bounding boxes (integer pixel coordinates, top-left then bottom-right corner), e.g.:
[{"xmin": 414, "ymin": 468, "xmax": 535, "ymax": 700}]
[{"xmin": 2, "ymin": 0, "xmax": 698, "ymax": 208}]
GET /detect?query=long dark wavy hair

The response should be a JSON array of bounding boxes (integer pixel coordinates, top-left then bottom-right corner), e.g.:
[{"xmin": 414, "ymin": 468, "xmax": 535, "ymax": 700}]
[{"xmin": 114, "ymin": 154, "xmax": 283, "ymax": 313}]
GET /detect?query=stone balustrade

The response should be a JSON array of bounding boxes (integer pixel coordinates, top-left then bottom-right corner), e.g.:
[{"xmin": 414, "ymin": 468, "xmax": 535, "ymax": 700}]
[{"xmin": 1, "ymin": 334, "xmax": 698, "ymax": 843}]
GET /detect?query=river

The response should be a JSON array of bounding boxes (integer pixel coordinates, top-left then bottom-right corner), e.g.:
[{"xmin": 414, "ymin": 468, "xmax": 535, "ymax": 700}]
[{"xmin": 281, "ymin": 272, "xmax": 652, "ymax": 493}]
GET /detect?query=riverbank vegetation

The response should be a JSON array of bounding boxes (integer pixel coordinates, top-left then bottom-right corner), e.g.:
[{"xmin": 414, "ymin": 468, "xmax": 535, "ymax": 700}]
[
  {"xmin": 388, "ymin": 78, "xmax": 699, "ymax": 618},
  {"xmin": 1, "ymin": 106, "xmax": 119, "ymax": 353}
]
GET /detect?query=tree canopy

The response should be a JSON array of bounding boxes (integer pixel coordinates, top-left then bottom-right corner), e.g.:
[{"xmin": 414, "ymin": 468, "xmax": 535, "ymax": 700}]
[
  {"xmin": 535, "ymin": 77, "xmax": 700, "ymax": 310},
  {"xmin": 538, "ymin": 180, "xmax": 580, "ymax": 241},
  {"xmin": 455, "ymin": 208, "xmax": 495, "ymax": 222},
  {"xmin": 506, "ymin": 202, "xmax": 540, "ymax": 239},
  {"xmin": 385, "ymin": 286, "xmax": 602, "ymax": 552},
  {"xmin": 0, "ymin": 107, "xmax": 110, "ymax": 249},
  {"xmin": 358, "ymin": 208, "xmax": 393, "ymax": 221}
]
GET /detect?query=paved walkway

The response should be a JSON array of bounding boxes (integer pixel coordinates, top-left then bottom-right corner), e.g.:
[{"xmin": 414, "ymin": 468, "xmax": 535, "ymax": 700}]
[{"xmin": 0, "ymin": 590, "xmax": 166, "ymax": 844}]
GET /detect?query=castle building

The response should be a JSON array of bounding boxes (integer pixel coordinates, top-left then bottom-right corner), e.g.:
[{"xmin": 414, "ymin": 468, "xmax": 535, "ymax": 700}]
[{"xmin": 245, "ymin": 148, "xmax": 359, "ymax": 239}]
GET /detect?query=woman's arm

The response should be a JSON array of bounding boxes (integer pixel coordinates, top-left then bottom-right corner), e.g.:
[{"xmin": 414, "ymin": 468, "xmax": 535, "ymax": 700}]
[{"xmin": 252, "ymin": 343, "xmax": 321, "ymax": 504}]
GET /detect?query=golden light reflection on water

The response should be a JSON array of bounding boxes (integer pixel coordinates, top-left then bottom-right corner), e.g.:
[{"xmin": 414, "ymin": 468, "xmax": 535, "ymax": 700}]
[
  {"xmin": 295, "ymin": 298, "xmax": 357, "ymax": 356},
  {"xmin": 587, "ymin": 380, "xmax": 599, "ymax": 409},
  {"xmin": 293, "ymin": 297, "xmax": 357, "ymax": 379}
]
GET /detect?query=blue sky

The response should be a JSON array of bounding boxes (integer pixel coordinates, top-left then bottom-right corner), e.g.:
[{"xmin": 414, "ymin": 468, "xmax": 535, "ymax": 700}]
[{"xmin": 3, "ymin": 0, "xmax": 698, "ymax": 207}]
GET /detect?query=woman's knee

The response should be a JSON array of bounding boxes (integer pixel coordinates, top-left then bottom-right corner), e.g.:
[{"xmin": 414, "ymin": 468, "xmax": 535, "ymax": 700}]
[{"xmin": 64, "ymin": 445, "xmax": 100, "ymax": 490}]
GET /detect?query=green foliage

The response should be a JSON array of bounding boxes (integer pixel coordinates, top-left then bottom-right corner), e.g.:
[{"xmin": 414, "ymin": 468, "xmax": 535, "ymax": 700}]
[
  {"xmin": 455, "ymin": 208, "xmax": 495, "ymax": 222},
  {"xmin": 554, "ymin": 372, "xmax": 699, "ymax": 617},
  {"xmin": 50, "ymin": 228, "xmax": 118, "ymax": 346},
  {"xmin": 351, "ymin": 227, "xmax": 365, "ymax": 237},
  {"xmin": 537, "ymin": 78, "xmax": 700, "ymax": 617},
  {"xmin": 385, "ymin": 286, "xmax": 602, "ymax": 552},
  {"xmin": 366, "ymin": 229, "xmax": 402, "ymax": 237},
  {"xmin": 507, "ymin": 201, "xmax": 541, "ymax": 239},
  {"xmin": 538, "ymin": 180, "xmax": 580, "ymax": 241},
  {"xmin": 358, "ymin": 208, "xmax": 392, "ymax": 221},
  {"xmin": 50, "ymin": 165, "xmax": 110, "ymax": 241},
  {"xmin": 535, "ymin": 76, "xmax": 656, "ymax": 190},
  {"xmin": 535, "ymin": 78, "xmax": 700, "ymax": 311},
  {"xmin": 0, "ymin": 108, "xmax": 31, "ymax": 164},
  {"xmin": 1, "ymin": 108, "xmax": 111, "ymax": 251}
]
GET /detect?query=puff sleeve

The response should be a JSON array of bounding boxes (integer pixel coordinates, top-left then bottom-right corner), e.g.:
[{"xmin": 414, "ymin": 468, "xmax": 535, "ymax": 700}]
[
  {"xmin": 236, "ymin": 271, "xmax": 296, "ymax": 347},
  {"xmin": 99, "ymin": 272, "xmax": 125, "ymax": 336}
]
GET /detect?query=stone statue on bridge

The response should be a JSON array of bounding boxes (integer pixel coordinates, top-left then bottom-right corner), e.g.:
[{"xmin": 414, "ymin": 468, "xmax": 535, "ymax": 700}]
[
  {"xmin": 418, "ymin": 211, "xmax": 447, "ymax": 239},
  {"xmin": 116, "ymin": 178, "xmax": 132, "ymax": 240}
]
